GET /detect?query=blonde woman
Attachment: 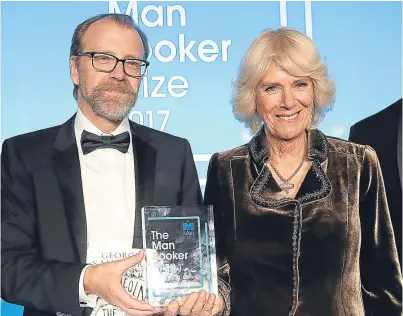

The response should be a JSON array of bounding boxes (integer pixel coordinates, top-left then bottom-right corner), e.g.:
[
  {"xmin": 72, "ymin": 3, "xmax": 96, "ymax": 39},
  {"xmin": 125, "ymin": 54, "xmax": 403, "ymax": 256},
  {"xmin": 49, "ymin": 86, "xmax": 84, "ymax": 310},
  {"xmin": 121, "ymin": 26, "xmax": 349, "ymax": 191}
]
[{"xmin": 204, "ymin": 27, "xmax": 402, "ymax": 316}]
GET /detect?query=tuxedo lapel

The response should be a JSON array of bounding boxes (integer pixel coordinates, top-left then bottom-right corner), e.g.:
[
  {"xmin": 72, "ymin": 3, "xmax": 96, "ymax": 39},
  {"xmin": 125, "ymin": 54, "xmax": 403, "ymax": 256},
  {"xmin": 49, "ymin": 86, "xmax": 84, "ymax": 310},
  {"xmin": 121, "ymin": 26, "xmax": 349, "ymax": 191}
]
[
  {"xmin": 130, "ymin": 122, "xmax": 156, "ymax": 248},
  {"xmin": 53, "ymin": 115, "xmax": 87, "ymax": 263}
]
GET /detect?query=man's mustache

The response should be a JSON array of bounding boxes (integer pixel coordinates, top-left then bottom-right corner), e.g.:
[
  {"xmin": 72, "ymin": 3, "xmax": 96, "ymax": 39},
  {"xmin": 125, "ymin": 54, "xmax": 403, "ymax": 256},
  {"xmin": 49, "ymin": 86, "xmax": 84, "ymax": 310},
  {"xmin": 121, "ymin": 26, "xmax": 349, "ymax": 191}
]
[{"xmin": 98, "ymin": 82, "xmax": 135, "ymax": 94}]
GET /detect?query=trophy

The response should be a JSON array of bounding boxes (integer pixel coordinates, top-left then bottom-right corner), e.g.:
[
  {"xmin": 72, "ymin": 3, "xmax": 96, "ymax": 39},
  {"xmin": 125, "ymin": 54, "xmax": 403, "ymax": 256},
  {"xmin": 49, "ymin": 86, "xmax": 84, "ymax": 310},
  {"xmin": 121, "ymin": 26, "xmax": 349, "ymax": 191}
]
[{"xmin": 141, "ymin": 205, "xmax": 218, "ymax": 306}]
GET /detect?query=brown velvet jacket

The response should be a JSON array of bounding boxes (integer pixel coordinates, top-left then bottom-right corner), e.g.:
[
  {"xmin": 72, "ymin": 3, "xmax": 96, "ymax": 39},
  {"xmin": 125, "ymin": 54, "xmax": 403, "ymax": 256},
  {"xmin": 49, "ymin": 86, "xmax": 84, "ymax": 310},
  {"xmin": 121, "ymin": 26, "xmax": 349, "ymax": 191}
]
[{"xmin": 204, "ymin": 128, "xmax": 402, "ymax": 316}]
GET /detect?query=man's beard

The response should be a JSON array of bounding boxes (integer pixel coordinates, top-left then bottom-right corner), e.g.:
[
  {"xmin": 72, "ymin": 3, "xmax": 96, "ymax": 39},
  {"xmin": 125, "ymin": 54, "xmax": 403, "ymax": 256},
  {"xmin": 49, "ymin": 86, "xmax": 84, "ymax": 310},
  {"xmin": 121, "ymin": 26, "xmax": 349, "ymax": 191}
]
[{"xmin": 79, "ymin": 80, "xmax": 138, "ymax": 123}]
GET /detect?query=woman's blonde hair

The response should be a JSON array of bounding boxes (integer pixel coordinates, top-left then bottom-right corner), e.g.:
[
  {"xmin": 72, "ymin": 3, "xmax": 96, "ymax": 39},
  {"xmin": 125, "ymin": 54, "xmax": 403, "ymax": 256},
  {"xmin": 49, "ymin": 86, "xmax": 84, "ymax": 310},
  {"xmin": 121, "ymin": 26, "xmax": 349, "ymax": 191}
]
[{"xmin": 232, "ymin": 27, "xmax": 335, "ymax": 133}]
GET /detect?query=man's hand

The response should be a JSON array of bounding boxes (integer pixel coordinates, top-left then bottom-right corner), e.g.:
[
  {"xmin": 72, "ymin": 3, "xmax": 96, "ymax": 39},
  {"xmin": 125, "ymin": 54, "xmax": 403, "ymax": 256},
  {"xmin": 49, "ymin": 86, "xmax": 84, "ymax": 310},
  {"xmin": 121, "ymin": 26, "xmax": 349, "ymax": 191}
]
[
  {"xmin": 164, "ymin": 290, "xmax": 224, "ymax": 316},
  {"xmin": 84, "ymin": 250, "xmax": 164, "ymax": 316}
]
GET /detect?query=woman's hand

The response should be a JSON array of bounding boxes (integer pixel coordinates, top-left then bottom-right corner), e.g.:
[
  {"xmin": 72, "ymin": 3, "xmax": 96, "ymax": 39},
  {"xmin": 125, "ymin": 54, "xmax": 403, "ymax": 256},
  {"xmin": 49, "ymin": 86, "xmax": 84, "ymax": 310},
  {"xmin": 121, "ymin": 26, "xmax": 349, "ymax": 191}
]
[{"xmin": 164, "ymin": 290, "xmax": 224, "ymax": 316}]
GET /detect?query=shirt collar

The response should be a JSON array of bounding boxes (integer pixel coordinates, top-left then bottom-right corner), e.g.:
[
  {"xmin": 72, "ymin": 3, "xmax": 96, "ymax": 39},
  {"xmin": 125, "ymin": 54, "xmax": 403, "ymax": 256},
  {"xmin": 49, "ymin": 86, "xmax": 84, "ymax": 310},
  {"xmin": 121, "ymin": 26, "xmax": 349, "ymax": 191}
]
[{"xmin": 74, "ymin": 107, "xmax": 133, "ymax": 154}]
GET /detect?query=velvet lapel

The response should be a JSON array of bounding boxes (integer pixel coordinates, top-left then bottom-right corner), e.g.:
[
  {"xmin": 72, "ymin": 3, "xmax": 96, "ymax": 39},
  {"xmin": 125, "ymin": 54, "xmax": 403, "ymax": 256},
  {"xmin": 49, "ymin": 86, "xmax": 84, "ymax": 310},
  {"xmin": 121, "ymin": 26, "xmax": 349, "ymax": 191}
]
[{"xmin": 248, "ymin": 127, "xmax": 331, "ymax": 206}]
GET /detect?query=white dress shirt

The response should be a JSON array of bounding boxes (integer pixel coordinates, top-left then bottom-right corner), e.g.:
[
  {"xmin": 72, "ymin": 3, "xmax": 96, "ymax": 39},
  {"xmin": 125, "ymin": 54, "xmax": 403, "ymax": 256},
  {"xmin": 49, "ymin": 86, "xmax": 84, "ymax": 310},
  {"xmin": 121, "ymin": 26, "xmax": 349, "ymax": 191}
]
[{"xmin": 74, "ymin": 108, "xmax": 136, "ymax": 307}]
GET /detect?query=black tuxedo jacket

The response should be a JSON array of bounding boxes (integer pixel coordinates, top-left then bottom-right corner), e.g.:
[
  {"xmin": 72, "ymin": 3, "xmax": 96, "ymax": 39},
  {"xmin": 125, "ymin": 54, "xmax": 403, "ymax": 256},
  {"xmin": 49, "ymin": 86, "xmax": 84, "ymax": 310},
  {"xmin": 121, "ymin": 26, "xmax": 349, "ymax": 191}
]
[
  {"xmin": 1, "ymin": 115, "xmax": 202, "ymax": 316},
  {"xmin": 349, "ymin": 98, "xmax": 402, "ymax": 266}
]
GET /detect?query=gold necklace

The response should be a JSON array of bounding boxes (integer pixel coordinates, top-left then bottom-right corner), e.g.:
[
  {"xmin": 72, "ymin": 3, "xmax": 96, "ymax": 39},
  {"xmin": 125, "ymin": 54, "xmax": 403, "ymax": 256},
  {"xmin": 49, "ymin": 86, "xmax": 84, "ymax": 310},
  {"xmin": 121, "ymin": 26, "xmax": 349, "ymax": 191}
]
[{"xmin": 268, "ymin": 157, "xmax": 305, "ymax": 194}]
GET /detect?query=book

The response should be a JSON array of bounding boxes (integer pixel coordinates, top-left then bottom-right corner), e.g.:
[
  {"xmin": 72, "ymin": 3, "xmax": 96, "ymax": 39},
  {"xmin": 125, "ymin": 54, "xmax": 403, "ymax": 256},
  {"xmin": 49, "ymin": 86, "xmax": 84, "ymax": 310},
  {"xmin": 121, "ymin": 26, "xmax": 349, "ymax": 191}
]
[
  {"xmin": 141, "ymin": 205, "xmax": 218, "ymax": 306},
  {"xmin": 85, "ymin": 248, "xmax": 146, "ymax": 316}
]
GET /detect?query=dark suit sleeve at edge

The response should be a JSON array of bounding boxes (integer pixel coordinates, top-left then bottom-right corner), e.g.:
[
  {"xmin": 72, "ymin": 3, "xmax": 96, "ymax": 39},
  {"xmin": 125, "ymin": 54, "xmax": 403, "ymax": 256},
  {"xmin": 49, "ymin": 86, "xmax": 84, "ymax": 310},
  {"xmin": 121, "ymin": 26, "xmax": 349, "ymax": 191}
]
[
  {"xmin": 1, "ymin": 139, "xmax": 87, "ymax": 315},
  {"xmin": 179, "ymin": 138, "xmax": 202, "ymax": 206}
]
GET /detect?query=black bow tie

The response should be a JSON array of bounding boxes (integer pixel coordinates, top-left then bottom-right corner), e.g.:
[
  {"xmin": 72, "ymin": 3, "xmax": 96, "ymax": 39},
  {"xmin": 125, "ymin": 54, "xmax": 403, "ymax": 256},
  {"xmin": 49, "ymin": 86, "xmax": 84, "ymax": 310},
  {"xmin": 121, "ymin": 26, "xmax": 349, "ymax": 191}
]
[{"xmin": 80, "ymin": 130, "xmax": 130, "ymax": 155}]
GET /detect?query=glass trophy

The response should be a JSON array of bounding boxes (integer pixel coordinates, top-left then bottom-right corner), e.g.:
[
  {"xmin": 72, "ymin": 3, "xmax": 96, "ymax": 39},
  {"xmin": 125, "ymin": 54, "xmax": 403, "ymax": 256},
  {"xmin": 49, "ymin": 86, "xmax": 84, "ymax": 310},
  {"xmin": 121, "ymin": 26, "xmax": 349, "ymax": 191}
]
[{"xmin": 141, "ymin": 205, "xmax": 218, "ymax": 306}]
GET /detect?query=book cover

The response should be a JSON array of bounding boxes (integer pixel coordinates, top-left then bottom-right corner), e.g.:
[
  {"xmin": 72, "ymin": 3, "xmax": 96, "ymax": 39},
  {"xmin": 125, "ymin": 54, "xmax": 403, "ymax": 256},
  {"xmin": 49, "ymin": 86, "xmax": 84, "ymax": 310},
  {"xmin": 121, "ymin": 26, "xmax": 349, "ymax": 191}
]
[
  {"xmin": 141, "ymin": 205, "xmax": 218, "ymax": 306},
  {"xmin": 85, "ymin": 249, "xmax": 146, "ymax": 316}
]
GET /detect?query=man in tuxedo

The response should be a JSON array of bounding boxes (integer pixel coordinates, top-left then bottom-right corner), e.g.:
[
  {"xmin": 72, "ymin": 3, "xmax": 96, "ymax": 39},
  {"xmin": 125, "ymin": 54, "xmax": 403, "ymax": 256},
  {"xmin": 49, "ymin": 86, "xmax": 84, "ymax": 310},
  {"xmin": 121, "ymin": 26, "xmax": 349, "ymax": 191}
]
[
  {"xmin": 349, "ymin": 98, "xmax": 402, "ymax": 267},
  {"xmin": 1, "ymin": 13, "xmax": 224, "ymax": 316}
]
